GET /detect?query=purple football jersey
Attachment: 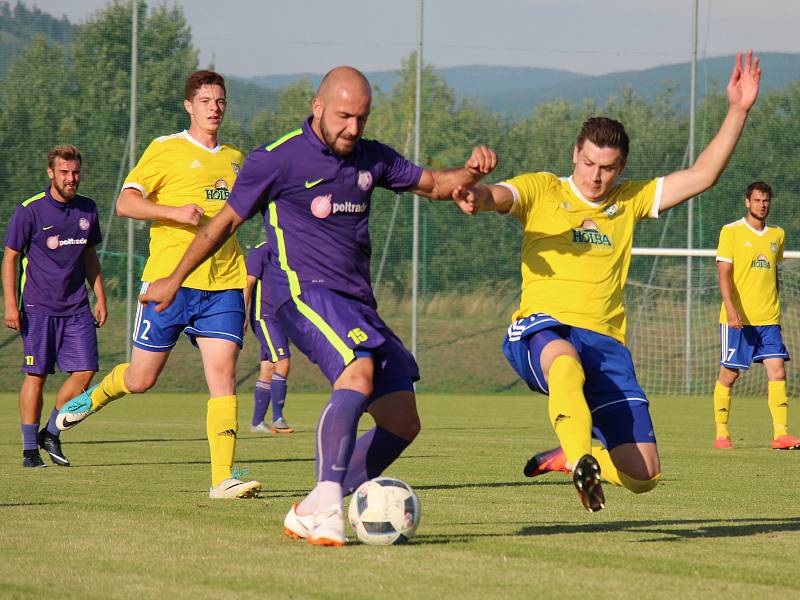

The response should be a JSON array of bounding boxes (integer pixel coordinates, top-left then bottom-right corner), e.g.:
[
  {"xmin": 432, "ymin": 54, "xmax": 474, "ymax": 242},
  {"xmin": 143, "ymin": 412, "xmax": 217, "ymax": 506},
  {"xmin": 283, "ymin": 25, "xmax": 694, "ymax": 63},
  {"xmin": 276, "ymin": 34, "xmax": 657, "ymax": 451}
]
[
  {"xmin": 5, "ymin": 189, "xmax": 101, "ymax": 316},
  {"xmin": 227, "ymin": 117, "xmax": 423, "ymax": 309},
  {"xmin": 245, "ymin": 242, "xmax": 273, "ymax": 317}
]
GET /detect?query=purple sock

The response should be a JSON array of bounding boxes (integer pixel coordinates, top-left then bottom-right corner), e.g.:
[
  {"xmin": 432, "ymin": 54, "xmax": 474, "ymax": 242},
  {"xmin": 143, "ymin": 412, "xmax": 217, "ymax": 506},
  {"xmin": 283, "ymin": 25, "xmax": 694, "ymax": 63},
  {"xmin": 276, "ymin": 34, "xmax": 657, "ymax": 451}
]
[
  {"xmin": 252, "ymin": 380, "xmax": 271, "ymax": 426},
  {"xmin": 271, "ymin": 374, "xmax": 287, "ymax": 421},
  {"xmin": 46, "ymin": 408, "xmax": 61, "ymax": 437},
  {"xmin": 21, "ymin": 423, "xmax": 38, "ymax": 450},
  {"xmin": 315, "ymin": 389, "xmax": 369, "ymax": 484},
  {"xmin": 342, "ymin": 427, "xmax": 412, "ymax": 495}
]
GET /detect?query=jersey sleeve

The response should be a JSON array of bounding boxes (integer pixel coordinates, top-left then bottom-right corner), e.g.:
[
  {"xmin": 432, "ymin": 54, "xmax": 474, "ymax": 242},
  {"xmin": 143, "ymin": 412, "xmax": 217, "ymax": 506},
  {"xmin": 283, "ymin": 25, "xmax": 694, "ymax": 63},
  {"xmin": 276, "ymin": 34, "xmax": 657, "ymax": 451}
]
[
  {"xmin": 628, "ymin": 177, "xmax": 664, "ymax": 220},
  {"xmin": 716, "ymin": 226, "xmax": 734, "ymax": 263},
  {"xmin": 226, "ymin": 148, "xmax": 282, "ymax": 220},
  {"xmin": 4, "ymin": 204, "xmax": 33, "ymax": 251},
  {"xmin": 123, "ymin": 139, "xmax": 168, "ymax": 197},
  {"xmin": 375, "ymin": 142, "xmax": 423, "ymax": 192},
  {"xmin": 778, "ymin": 228, "xmax": 785, "ymax": 263},
  {"xmin": 245, "ymin": 244, "xmax": 266, "ymax": 277},
  {"xmin": 88, "ymin": 206, "xmax": 102, "ymax": 248},
  {"xmin": 502, "ymin": 172, "xmax": 545, "ymax": 225}
]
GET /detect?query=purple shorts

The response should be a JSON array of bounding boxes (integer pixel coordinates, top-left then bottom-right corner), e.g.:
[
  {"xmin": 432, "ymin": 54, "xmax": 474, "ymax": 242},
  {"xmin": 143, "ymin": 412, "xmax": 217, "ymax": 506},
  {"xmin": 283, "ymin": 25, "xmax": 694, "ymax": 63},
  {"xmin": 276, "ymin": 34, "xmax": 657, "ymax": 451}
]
[
  {"xmin": 21, "ymin": 309, "xmax": 99, "ymax": 375},
  {"xmin": 250, "ymin": 313, "xmax": 291, "ymax": 362},
  {"xmin": 276, "ymin": 286, "xmax": 419, "ymax": 400}
]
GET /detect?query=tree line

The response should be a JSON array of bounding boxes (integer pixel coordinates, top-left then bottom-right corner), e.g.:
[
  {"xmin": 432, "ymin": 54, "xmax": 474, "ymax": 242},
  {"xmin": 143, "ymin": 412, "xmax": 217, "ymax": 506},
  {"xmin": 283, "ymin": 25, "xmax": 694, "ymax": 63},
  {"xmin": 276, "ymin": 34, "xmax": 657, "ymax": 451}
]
[{"xmin": 1, "ymin": 1, "xmax": 798, "ymax": 299}]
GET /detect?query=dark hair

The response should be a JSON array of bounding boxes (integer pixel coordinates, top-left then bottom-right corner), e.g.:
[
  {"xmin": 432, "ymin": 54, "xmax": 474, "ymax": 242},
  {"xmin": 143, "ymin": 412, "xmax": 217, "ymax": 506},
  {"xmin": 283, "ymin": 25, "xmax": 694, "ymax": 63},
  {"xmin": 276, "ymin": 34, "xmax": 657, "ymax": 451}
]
[
  {"xmin": 746, "ymin": 181, "xmax": 772, "ymax": 200},
  {"xmin": 576, "ymin": 117, "xmax": 630, "ymax": 159},
  {"xmin": 47, "ymin": 144, "xmax": 82, "ymax": 169},
  {"xmin": 184, "ymin": 70, "xmax": 226, "ymax": 101}
]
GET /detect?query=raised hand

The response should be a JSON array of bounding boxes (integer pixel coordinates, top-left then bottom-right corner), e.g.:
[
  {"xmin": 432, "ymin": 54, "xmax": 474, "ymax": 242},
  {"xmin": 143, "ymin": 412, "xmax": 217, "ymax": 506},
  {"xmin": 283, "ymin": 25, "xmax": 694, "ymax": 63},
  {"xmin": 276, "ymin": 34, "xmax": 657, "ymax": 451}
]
[
  {"xmin": 170, "ymin": 204, "xmax": 205, "ymax": 226},
  {"xmin": 465, "ymin": 145, "xmax": 497, "ymax": 177},
  {"xmin": 727, "ymin": 50, "xmax": 761, "ymax": 112}
]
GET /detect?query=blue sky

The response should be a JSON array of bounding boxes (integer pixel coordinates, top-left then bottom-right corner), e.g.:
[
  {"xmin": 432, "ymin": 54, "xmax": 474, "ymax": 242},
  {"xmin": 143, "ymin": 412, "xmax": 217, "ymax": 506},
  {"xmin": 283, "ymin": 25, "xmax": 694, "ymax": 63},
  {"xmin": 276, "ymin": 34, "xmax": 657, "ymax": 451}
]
[{"xmin": 19, "ymin": 0, "xmax": 800, "ymax": 77}]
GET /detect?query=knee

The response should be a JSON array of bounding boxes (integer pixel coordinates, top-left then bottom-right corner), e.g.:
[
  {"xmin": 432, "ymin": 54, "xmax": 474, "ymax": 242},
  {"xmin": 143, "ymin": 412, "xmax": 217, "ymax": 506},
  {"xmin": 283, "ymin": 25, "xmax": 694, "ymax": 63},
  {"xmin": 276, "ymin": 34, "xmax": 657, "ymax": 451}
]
[
  {"xmin": 125, "ymin": 372, "xmax": 157, "ymax": 394},
  {"xmin": 619, "ymin": 470, "xmax": 661, "ymax": 494},
  {"xmin": 718, "ymin": 371, "xmax": 738, "ymax": 387},
  {"xmin": 379, "ymin": 410, "xmax": 420, "ymax": 441}
]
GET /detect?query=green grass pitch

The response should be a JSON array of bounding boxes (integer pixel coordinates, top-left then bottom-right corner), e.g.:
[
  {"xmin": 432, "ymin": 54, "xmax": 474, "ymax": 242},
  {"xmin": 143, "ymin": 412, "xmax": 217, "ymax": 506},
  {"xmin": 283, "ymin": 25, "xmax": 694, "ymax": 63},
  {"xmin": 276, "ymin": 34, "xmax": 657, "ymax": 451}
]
[{"xmin": 2, "ymin": 391, "xmax": 799, "ymax": 599}]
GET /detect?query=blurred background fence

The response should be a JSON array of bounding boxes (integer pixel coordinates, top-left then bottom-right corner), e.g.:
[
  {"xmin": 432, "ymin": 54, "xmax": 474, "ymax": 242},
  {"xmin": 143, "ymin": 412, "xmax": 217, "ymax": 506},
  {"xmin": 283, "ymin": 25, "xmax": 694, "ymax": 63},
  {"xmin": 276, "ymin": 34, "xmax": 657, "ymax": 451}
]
[{"xmin": 1, "ymin": 0, "xmax": 799, "ymax": 396}]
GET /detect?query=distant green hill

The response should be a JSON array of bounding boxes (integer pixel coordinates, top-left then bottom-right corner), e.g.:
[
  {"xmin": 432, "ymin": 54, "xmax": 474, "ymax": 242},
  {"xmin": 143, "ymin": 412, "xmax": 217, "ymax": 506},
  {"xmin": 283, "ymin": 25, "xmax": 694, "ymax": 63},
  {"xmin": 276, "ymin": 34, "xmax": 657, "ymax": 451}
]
[
  {"xmin": 0, "ymin": 2, "xmax": 74, "ymax": 78},
  {"xmin": 244, "ymin": 53, "xmax": 800, "ymax": 117}
]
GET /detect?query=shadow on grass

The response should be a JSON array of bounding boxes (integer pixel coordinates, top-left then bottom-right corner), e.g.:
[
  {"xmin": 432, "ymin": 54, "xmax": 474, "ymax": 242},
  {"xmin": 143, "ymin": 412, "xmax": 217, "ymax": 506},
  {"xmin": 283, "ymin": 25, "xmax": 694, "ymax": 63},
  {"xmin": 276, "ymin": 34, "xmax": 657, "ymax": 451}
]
[
  {"xmin": 69, "ymin": 457, "xmax": 316, "ymax": 468},
  {"xmin": 518, "ymin": 516, "xmax": 800, "ymax": 542},
  {"xmin": 0, "ymin": 501, "xmax": 65, "ymax": 508},
  {"xmin": 401, "ymin": 516, "xmax": 800, "ymax": 546},
  {"xmin": 415, "ymin": 480, "xmax": 571, "ymax": 491}
]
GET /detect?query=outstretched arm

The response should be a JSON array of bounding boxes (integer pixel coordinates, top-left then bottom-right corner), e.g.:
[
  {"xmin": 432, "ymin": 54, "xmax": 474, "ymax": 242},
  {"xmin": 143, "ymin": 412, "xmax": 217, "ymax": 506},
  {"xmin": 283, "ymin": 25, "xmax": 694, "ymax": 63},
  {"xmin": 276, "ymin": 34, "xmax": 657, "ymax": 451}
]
[
  {"xmin": 659, "ymin": 50, "xmax": 761, "ymax": 213},
  {"xmin": 451, "ymin": 183, "xmax": 515, "ymax": 215},
  {"xmin": 139, "ymin": 204, "xmax": 245, "ymax": 311},
  {"xmin": 410, "ymin": 146, "xmax": 497, "ymax": 200}
]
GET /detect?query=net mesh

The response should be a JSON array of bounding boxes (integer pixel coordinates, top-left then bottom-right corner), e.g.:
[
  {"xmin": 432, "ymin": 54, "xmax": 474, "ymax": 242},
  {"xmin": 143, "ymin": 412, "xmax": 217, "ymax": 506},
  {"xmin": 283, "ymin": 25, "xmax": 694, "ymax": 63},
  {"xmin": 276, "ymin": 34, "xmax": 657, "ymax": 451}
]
[{"xmin": 1, "ymin": 2, "xmax": 798, "ymax": 398}]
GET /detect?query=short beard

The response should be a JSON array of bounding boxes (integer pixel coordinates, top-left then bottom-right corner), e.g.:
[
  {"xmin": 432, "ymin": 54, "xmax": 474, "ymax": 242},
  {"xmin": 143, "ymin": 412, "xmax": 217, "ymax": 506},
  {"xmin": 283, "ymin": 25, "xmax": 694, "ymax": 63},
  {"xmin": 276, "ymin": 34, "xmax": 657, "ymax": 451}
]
[
  {"xmin": 54, "ymin": 181, "xmax": 78, "ymax": 200},
  {"xmin": 320, "ymin": 118, "xmax": 355, "ymax": 157}
]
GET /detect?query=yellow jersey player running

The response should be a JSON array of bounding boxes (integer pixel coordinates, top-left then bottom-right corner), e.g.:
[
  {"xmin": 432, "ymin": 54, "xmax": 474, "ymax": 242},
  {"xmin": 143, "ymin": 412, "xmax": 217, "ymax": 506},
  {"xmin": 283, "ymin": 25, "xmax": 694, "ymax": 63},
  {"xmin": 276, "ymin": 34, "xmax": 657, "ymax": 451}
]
[
  {"xmin": 58, "ymin": 70, "xmax": 260, "ymax": 499},
  {"xmin": 713, "ymin": 181, "xmax": 799, "ymax": 450},
  {"xmin": 453, "ymin": 51, "xmax": 761, "ymax": 512}
]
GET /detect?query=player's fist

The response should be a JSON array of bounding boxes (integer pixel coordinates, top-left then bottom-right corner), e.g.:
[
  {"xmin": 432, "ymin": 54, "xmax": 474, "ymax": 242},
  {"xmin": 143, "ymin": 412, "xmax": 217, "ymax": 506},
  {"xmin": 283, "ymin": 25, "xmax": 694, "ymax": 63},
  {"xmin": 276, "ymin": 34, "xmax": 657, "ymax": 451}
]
[
  {"xmin": 465, "ymin": 145, "xmax": 497, "ymax": 177},
  {"xmin": 452, "ymin": 185, "xmax": 480, "ymax": 216},
  {"xmin": 4, "ymin": 306, "xmax": 20, "ymax": 331},
  {"xmin": 171, "ymin": 204, "xmax": 205, "ymax": 226},
  {"xmin": 139, "ymin": 276, "xmax": 180, "ymax": 313}
]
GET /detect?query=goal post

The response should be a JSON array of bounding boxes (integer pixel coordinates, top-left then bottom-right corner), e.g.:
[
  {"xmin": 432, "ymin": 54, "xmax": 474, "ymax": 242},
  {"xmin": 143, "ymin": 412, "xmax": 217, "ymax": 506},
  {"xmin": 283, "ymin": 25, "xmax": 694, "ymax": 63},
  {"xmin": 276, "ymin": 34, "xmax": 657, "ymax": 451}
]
[{"xmin": 626, "ymin": 248, "xmax": 800, "ymax": 397}]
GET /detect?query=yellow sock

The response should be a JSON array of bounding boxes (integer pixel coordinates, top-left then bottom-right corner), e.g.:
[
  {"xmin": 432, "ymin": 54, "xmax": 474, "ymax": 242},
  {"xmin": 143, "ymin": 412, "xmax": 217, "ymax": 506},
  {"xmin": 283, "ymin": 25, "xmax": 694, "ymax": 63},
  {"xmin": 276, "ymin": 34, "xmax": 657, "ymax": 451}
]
[
  {"xmin": 90, "ymin": 363, "xmax": 131, "ymax": 410},
  {"xmin": 207, "ymin": 395, "xmax": 238, "ymax": 487},
  {"xmin": 713, "ymin": 381, "xmax": 732, "ymax": 438},
  {"xmin": 548, "ymin": 355, "xmax": 592, "ymax": 466},
  {"xmin": 591, "ymin": 444, "xmax": 660, "ymax": 493},
  {"xmin": 768, "ymin": 380, "xmax": 789, "ymax": 439}
]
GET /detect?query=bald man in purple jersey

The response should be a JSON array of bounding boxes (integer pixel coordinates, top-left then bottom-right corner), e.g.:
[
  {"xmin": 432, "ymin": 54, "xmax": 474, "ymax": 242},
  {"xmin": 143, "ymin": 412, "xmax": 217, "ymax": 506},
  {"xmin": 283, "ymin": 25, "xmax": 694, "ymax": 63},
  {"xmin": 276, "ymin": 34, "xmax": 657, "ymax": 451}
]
[
  {"xmin": 142, "ymin": 66, "xmax": 497, "ymax": 546},
  {"xmin": 2, "ymin": 144, "xmax": 107, "ymax": 468}
]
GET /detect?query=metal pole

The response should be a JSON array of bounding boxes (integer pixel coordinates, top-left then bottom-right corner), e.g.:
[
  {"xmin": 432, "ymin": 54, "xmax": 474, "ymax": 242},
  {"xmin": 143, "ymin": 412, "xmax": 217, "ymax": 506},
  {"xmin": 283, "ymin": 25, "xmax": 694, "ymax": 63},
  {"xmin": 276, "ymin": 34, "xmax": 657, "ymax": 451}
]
[
  {"xmin": 411, "ymin": 0, "xmax": 423, "ymax": 357},
  {"xmin": 126, "ymin": 0, "xmax": 138, "ymax": 360},
  {"xmin": 685, "ymin": 0, "xmax": 698, "ymax": 393}
]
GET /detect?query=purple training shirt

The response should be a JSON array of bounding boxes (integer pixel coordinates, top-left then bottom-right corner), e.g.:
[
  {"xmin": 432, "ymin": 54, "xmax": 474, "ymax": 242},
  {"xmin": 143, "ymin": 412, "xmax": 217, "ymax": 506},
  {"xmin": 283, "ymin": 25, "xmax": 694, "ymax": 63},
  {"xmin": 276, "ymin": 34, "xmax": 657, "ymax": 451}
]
[
  {"xmin": 227, "ymin": 117, "xmax": 423, "ymax": 310},
  {"xmin": 5, "ymin": 189, "xmax": 101, "ymax": 316}
]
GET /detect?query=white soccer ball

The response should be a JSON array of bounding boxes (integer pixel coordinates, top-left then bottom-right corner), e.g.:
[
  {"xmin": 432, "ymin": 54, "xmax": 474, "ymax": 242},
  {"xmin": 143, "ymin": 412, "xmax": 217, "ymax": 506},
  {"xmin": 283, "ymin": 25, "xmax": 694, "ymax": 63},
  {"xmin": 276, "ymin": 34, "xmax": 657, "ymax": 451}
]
[{"xmin": 348, "ymin": 477, "xmax": 421, "ymax": 545}]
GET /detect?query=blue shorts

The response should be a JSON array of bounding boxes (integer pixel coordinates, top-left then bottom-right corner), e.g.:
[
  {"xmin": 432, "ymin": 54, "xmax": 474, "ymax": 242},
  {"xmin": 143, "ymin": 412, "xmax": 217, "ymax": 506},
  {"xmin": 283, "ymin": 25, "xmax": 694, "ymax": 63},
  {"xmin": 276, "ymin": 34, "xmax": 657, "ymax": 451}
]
[
  {"xmin": 719, "ymin": 324, "xmax": 790, "ymax": 369},
  {"xmin": 503, "ymin": 313, "xmax": 656, "ymax": 449},
  {"xmin": 251, "ymin": 313, "xmax": 291, "ymax": 362},
  {"xmin": 133, "ymin": 284, "xmax": 245, "ymax": 352},
  {"xmin": 276, "ymin": 286, "xmax": 418, "ymax": 401},
  {"xmin": 21, "ymin": 309, "xmax": 99, "ymax": 375}
]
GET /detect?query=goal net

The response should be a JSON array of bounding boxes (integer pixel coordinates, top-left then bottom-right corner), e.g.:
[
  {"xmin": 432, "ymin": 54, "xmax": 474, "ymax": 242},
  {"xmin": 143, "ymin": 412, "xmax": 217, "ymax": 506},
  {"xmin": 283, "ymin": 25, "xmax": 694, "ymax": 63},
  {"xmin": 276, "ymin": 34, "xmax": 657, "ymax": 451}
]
[{"xmin": 626, "ymin": 248, "xmax": 800, "ymax": 397}]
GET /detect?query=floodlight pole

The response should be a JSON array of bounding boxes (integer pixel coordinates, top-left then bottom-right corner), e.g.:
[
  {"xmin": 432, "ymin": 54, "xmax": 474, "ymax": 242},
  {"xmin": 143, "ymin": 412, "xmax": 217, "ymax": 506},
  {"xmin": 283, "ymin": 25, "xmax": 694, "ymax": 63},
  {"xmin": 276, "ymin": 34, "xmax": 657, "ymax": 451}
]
[
  {"xmin": 411, "ymin": 0, "xmax": 423, "ymax": 357},
  {"xmin": 126, "ymin": 0, "xmax": 138, "ymax": 360},
  {"xmin": 685, "ymin": 0, "xmax": 698, "ymax": 394}
]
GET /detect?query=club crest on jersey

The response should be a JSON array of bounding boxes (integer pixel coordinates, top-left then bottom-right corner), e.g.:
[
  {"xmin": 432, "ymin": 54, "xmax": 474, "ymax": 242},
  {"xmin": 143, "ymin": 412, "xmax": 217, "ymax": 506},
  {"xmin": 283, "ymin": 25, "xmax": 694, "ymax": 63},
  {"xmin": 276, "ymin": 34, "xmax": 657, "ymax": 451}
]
[
  {"xmin": 231, "ymin": 163, "xmax": 240, "ymax": 176},
  {"xmin": 206, "ymin": 179, "xmax": 230, "ymax": 200},
  {"xmin": 311, "ymin": 194, "xmax": 333, "ymax": 219},
  {"xmin": 770, "ymin": 242, "xmax": 778, "ymax": 254},
  {"xmin": 602, "ymin": 203, "xmax": 619, "ymax": 217},
  {"xmin": 357, "ymin": 170, "xmax": 373, "ymax": 191},
  {"xmin": 572, "ymin": 219, "xmax": 611, "ymax": 246},
  {"xmin": 79, "ymin": 218, "xmax": 90, "ymax": 231},
  {"xmin": 751, "ymin": 254, "xmax": 771, "ymax": 269}
]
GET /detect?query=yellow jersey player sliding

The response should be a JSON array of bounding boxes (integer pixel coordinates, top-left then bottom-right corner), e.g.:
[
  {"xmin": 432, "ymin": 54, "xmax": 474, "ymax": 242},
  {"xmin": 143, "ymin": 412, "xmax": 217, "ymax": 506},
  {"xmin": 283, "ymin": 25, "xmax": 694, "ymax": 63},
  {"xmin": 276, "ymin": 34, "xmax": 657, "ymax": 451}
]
[{"xmin": 453, "ymin": 51, "xmax": 761, "ymax": 512}]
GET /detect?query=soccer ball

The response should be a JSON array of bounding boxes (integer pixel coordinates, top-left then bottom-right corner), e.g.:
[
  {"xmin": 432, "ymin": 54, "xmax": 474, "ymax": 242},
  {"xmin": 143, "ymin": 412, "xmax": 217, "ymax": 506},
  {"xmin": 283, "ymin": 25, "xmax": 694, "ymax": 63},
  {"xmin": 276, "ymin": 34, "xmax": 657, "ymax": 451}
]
[{"xmin": 348, "ymin": 477, "xmax": 421, "ymax": 545}]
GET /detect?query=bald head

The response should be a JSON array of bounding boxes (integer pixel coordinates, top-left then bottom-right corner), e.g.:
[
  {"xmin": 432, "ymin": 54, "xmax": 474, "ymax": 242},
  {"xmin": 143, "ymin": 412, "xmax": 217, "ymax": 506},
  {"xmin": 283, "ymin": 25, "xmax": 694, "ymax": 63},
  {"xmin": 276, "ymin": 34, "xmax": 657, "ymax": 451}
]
[
  {"xmin": 316, "ymin": 66, "xmax": 372, "ymax": 103},
  {"xmin": 311, "ymin": 66, "xmax": 372, "ymax": 156}
]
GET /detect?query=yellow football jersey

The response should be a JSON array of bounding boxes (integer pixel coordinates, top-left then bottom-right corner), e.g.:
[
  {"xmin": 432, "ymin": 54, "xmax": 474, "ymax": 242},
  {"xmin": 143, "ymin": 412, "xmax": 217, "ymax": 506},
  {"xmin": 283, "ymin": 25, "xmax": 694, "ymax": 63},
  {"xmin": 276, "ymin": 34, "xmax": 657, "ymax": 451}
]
[
  {"xmin": 123, "ymin": 130, "xmax": 245, "ymax": 290},
  {"xmin": 716, "ymin": 218, "xmax": 783, "ymax": 325},
  {"xmin": 503, "ymin": 172, "xmax": 663, "ymax": 343}
]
